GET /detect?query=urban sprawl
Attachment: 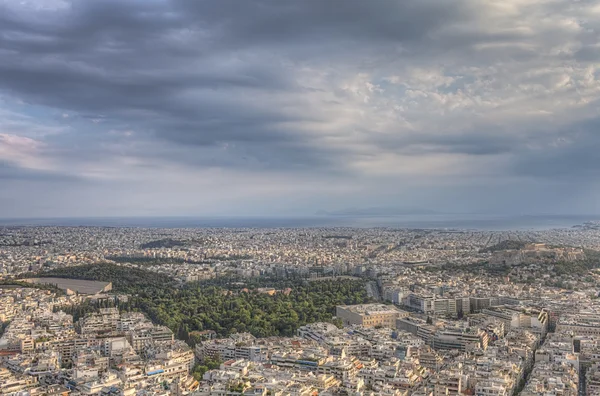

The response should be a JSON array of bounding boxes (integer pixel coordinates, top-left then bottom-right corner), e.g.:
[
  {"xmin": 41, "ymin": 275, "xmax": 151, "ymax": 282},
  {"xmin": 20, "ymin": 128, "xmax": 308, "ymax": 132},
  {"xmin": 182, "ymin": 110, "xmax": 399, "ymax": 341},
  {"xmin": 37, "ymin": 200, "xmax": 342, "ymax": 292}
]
[{"xmin": 2, "ymin": 223, "xmax": 600, "ymax": 396}]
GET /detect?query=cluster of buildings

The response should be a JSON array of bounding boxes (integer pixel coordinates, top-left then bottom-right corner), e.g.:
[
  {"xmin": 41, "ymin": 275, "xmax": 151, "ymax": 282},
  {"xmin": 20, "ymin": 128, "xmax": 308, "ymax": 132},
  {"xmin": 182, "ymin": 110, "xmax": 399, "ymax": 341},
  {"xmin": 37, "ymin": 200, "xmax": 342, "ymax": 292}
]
[
  {"xmin": 6, "ymin": 224, "xmax": 600, "ymax": 395},
  {"xmin": 194, "ymin": 327, "xmax": 434, "ymax": 395},
  {"xmin": 192, "ymin": 301, "xmax": 600, "ymax": 396},
  {"xmin": 4, "ymin": 225, "xmax": 600, "ymax": 283},
  {"xmin": 0, "ymin": 290, "xmax": 196, "ymax": 396},
  {"xmin": 192, "ymin": 313, "xmax": 539, "ymax": 395},
  {"xmin": 489, "ymin": 243, "xmax": 585, "ymax": 266}
]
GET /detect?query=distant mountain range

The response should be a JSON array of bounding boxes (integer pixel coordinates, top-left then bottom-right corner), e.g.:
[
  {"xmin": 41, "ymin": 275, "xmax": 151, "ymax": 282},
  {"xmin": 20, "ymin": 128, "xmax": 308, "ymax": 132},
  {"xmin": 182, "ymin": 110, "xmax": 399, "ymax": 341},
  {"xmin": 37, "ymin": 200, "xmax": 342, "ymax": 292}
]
[{"xmin": 315, "ymin": 207, "xmax": 440, "ymax": 216}]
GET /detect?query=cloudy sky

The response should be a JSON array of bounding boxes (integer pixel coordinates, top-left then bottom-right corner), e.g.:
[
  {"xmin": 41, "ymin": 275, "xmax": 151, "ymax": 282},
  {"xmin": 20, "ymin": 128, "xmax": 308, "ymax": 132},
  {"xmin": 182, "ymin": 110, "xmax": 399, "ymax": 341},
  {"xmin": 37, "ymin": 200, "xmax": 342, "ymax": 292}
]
[{"xmin": 1, "ymin": 0, "xmax": 600, "ymax": 218}]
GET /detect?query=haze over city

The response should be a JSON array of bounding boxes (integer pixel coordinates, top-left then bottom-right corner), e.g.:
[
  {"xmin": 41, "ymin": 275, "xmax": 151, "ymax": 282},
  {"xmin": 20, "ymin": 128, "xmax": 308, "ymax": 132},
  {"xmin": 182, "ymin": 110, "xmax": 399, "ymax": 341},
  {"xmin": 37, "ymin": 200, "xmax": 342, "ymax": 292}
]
[{"xmin": 1, "ymin": 0, "xmax": 600, "ymax": 218}]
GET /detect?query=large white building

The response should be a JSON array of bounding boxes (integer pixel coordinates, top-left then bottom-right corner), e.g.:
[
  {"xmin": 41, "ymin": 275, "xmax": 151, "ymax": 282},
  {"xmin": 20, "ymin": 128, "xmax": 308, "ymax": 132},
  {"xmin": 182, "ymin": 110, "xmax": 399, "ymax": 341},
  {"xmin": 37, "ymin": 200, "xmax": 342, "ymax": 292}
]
[
  {"xmin": 336, "ymin": 304, "xmax": 409, "ymax": 328},
  {"xmin": 481, "ymin": 307, "xmax": 548, "ymax": 337}
]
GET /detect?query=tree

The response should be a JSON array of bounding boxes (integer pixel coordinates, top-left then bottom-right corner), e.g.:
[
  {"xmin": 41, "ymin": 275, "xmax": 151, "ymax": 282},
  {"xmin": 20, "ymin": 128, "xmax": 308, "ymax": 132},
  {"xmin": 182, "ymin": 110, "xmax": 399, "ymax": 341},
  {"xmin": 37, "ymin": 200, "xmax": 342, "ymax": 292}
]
[{"xmin": 43, "ymin": 264, "xmax": 372, "ymax": 339}]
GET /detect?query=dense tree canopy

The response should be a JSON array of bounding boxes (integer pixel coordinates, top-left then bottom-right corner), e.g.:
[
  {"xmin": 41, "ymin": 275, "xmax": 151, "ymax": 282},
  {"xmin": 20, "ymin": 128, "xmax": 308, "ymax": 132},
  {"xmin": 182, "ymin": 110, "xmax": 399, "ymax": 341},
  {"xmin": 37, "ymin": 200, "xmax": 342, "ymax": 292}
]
[{"xmin": 42, "ymin": 264, "xmax": 371, "ymax": 338}]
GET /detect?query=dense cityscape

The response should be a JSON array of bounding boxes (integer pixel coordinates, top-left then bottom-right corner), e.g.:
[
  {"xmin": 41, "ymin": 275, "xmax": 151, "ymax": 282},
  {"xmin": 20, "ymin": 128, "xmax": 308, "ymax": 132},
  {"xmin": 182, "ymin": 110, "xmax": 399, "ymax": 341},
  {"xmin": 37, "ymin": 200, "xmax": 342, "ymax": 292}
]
[
  {"xmin": 3, "ymin": 0, "xmax": 600, "ymax": 394},
  {"xmin": 1, "ymin": 223, "xmax": 600, "ymax": 395}
]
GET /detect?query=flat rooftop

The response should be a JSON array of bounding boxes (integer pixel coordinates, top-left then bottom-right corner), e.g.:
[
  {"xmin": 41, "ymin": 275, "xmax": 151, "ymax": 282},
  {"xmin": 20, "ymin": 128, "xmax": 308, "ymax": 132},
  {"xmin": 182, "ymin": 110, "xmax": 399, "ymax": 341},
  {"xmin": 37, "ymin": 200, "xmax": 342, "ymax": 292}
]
[
  {"xmin": 337, "ymin": 304, "xmax": 404, "ymax": 315},
  {"xmin": 20, "ymin": 278, "xmax": 112, "ymax": 295}
]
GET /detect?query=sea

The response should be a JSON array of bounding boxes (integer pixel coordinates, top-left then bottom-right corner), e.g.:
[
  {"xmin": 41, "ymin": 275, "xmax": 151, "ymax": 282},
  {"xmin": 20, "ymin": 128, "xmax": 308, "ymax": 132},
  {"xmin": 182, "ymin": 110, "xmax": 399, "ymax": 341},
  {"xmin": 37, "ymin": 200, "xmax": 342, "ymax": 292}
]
[{"xmin": 0, "ymin": 214, "xmax": 599, "ymax": 231}]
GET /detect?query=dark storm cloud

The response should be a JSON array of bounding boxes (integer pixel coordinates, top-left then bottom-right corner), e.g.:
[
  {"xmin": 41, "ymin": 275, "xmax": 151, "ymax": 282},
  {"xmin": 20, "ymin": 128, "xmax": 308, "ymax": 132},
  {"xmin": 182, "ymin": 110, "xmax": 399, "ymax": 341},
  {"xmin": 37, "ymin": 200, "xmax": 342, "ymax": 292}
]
[
  {"xmin": 1, "ymin": 0, "xmax": 600, "ymax": 217},
  {"xmin": 0, "ymin": 0, "xmax": 481, "ymax": 174},
  {"xmin": 175, "ymin": 0, "xmax": 468, "ymax": 48},
  {"xmin": 1, "ymin": 1, "xmax": 298, "ymax": 153}
]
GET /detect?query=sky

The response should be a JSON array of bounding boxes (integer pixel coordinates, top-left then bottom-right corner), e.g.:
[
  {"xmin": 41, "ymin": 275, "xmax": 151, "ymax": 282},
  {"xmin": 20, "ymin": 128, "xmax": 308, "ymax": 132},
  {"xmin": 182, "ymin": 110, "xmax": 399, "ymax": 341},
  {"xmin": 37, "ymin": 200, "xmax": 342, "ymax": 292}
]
[{"xmin": 1, "ymin": 0, "xmax": 600, "ymax": 218}]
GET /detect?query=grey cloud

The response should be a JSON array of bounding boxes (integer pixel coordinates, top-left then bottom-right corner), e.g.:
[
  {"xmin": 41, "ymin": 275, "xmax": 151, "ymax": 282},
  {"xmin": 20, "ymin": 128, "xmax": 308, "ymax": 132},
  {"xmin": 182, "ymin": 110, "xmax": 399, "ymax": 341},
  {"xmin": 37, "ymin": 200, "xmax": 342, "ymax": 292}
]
[
  {"xmin": 575, "ymin": 46, "xmax": 600, "ymax": 63},
  {"xmin": 0, "ymin": 161, "xmax": 80, "ymax": 182},
  {"xmin": 175, "ymin": 0, "xmax": 469, "ymax": 47},
  {"xmin": 512, "ymin": 117, "xmax": 600, "ymax": 179},
  {"xmin": 1, "ymin": 0, "xmax": 592, "ymax": 167},
  {"xmin": 0, "ymin": 0, "xmax": 600, "ymax": 216},
  {"xmin": 368, "ymin": 128, "xmax": 518, "ymax": 157},
  {"xmin": 1, "ymin": 0, "xmax": 336, "ymax": 171}
]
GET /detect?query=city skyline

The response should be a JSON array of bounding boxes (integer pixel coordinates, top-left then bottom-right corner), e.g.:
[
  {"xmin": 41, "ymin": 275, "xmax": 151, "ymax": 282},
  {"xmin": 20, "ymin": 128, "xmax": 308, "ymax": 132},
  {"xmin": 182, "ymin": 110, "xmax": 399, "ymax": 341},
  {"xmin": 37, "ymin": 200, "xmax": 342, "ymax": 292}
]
[{"xmin": 2, "ymin": 0, "xmax": 600, "ymax": 217}]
